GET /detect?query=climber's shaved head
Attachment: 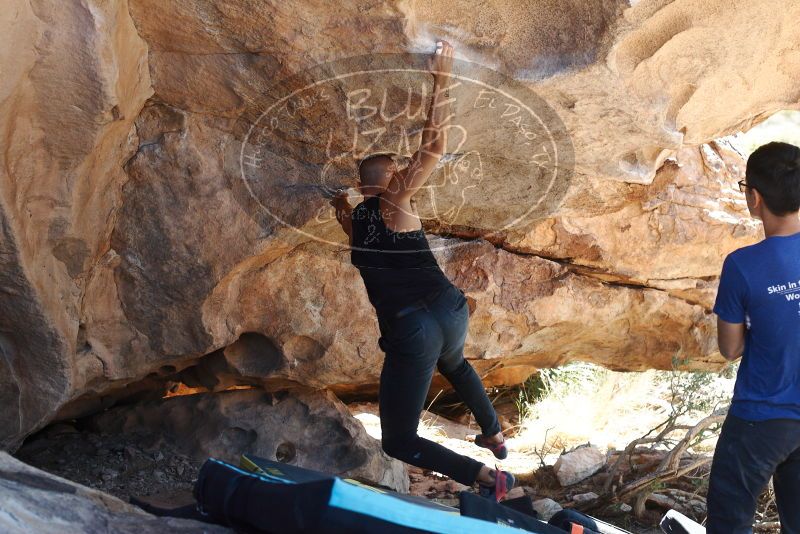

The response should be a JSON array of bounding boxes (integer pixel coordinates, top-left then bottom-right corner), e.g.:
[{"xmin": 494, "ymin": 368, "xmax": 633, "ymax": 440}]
[{"xmin": 358, "ymin": 153, "xmax": 398, "ymax": 195}]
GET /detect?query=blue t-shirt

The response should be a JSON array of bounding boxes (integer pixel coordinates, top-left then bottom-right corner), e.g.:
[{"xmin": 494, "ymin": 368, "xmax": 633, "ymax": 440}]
[{"xmin": 714, "ymin": 231, "xmax": 800, "ymax": 421}]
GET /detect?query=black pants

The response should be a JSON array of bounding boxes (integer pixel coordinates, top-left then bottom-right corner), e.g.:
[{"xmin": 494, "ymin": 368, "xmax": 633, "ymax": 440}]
[
  {"xmin": 376, "ymin": 285, "xmax": 502, "ymax": 487},
  {"xmin": 707, "ymin": 414, "xmax": 800, "ymax": 534}
]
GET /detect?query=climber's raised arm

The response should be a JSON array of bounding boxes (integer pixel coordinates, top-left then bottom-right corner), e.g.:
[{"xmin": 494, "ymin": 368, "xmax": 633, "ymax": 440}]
[
  {"xmin": 384, "ymin": 41, "xmax": 455, "ymax": 203},
  {"xmin": 330, "ymin": 191, "xmax": 353, "ymax": 245}
]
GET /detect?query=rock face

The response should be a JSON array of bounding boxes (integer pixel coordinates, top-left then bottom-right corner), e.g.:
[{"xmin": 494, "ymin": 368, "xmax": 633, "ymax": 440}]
[
  {"xmin": 1, "ymin": 0, "xmax": 796, "ymax": 448},
  {"xmin": 89, "ymin": 387, "xmax": 409, "ymax": 493},
  {"xmin": 0, "ymin": 0, "xmax": 152, "ymax": 450},
  {"xmin": 0, "ymin": 452, "xmax": 230, "ymax": 533}
]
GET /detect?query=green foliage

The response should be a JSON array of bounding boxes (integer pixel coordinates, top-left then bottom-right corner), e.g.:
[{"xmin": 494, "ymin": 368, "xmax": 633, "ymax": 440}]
[
  {"xmin": 690, "ymin": 476, "xmax": 709, "ymax": 493},
  {"xmin": 515, "ymin": 362, "xmax": 604, "ymax": 420},
  {"xmin": 659, "ymin": 355, "xmax": 730, "ymax": 421},
  {"xmin": 720, "ymin": 361, "xmax": 739, "ymax": 380}
]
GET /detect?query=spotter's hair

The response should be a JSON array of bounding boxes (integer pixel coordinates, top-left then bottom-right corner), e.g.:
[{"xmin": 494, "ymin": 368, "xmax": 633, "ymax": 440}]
[{"xmin": 746, "ymin": 142, "xmax": 800, "ymax": 215}]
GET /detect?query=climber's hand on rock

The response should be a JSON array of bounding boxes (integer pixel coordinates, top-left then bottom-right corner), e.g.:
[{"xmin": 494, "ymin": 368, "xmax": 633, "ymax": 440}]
[
  {"xmin": 428, "ymin": 40, "xmax": 454, "ymax": 81},
  {"xmin": 329, "ymin": 190, "xmax": 350, "ymax": 211}
]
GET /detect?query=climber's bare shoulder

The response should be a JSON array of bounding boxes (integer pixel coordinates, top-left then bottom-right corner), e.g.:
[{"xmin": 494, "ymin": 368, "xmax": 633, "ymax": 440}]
[
  {"xmin": 379, "ymin": 148, "xmax": 441, "ymax": 232},
  {"xmin": 379, "ymin": 172, "xmax": 422, "ymax": 233}
]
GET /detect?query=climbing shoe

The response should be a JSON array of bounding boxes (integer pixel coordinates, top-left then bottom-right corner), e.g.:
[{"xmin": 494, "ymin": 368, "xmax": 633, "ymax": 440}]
[
  {"xmin": 477, "ymin": 466, "xmax": 515, "ymax": 502},
  {"xmin": 474, "ymin": 433, "xmax": 508, "ymax": 460}
]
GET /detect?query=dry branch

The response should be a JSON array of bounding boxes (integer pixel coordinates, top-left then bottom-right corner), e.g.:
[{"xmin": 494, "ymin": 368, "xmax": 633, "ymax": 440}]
[{"xmin": 597, "ymin": 407, "xmax": 728, "ymax": 518}]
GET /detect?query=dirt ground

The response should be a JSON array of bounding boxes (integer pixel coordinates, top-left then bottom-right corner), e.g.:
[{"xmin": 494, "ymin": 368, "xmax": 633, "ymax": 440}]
[
  {"xmin": 15, "ymin": 405, "xmax": 668, "ymax": 534},
  {"xmin": 15, "ymin": 423, "xmax": 199, "ymax": 504}
]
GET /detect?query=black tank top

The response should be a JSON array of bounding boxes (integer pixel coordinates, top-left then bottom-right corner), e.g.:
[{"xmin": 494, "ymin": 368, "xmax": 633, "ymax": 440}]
[{"xmin": 350, "ymin": 195, "xmax": 453, "ymax": 317}]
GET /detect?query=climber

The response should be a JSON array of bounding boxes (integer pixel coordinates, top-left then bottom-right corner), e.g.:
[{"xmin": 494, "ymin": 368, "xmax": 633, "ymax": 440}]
[
  {"xmin": 330, "ymin": 40, "xmax": 514, "ymax": 501},
  {"xmin": 708, "ymin": 142, "xmax": 800, "ymax": 533}
]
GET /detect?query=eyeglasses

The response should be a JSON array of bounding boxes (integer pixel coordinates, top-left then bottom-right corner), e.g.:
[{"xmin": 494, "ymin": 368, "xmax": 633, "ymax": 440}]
[{"xmin": 737, "ymin": 180, "xmax": 755, "ymax": 193}]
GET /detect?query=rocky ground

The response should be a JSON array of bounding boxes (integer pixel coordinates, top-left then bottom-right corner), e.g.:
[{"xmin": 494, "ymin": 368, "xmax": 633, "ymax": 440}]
[
  {"xmin": 11, "ymin": 416, "xmax": 783, "ymax": 534},
  {"xmin": 15, "ymin": 423, "xmax": 199, "ymax": 504},
  {"xmin": 13, "ymin": 367, "xmax": 784, "ymax": 533},
  {"xmin": 7, "ymin": 367, "xmax": 782, "ymax": 534},
  {"xmin": 12, "ymin": 400, "xmax": 683, "ymax": 534}
]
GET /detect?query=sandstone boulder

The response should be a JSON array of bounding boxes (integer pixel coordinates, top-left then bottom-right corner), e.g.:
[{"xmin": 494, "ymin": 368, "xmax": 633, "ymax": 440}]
[
  {"xmin": 572, "ymin": 491, "xmax": 600, "ymax": 504},
  {"xmin": 532, "ymin": 498, "xmax": 563, "ymax": 521},
  {"xmin": 88, "ymin": 387, "xmax": 409, "ymax": 492},
  {"xmin": 0, "ymin": 452, "xmax": 229, "ymax": 534},
  {"xmin": 1, "ymin": 0, "xmax": 795, "ymax": 450},
  {"xmin": 0, "ymin": 0, "xmax": 152, "ymax": 450},
  {"xmin": 553, "ymin": 445, "xmax": 606, "ymax": 486}
]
